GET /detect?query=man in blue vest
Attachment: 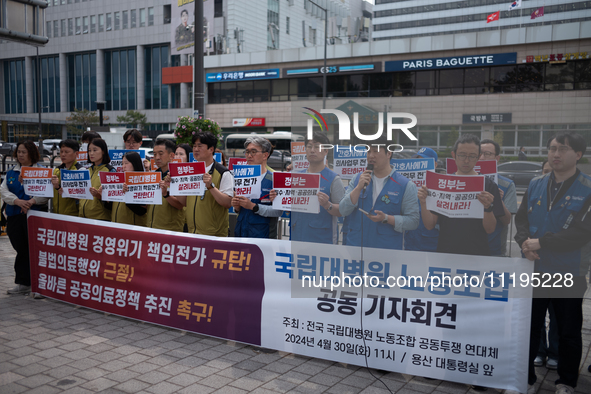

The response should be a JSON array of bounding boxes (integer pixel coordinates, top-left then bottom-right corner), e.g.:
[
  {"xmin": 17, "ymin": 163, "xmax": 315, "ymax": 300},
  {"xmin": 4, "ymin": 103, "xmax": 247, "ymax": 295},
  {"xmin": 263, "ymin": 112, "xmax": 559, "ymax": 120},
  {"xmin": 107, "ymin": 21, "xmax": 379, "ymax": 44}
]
[
  {"xmin": 516, "ymin": 131, "xmax": 591, "ymax": 394},
  {"xmin": 232, "ymin": 136, "xmax": 282, "ymax": 239},
  {"xmin": 480, "ymin": 139, "xmax": 517, "ymax": 256},
  {"xmin": 340, "ymin": 140, "xmax": 419, "ymax": 249},
  {"xmin": 288, "ymin": 132, "xmax": 344, "ymax": 244},
  {"xmin": 404, "ymin": 147, "xmax": 440, "ymax": 252}
]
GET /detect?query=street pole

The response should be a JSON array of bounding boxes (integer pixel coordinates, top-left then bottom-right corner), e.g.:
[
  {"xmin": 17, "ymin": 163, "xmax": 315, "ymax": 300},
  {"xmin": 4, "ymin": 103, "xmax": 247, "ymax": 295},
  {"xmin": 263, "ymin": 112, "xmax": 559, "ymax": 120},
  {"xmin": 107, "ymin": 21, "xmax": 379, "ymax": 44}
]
[
  {"xmin": 309, "ymin": 0, "xmax": 327, "ymax": 110},
  {"xmin": 36, "ymin": 46, "xmax": 43, "ymax": 154},
  {"xmin": 194, "ymin": 0, "xmax": 205, "ymax": 119}
]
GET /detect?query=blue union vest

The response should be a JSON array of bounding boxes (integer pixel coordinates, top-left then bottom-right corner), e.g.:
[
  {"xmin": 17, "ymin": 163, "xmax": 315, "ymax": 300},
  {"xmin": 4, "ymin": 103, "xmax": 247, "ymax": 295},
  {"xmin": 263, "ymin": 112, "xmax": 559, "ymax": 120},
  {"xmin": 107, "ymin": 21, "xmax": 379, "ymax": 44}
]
[
  {"xmin": 290, "ymin": 167, "xmax": 338, "ymax": 244},
  {"xmin": 342, "ymin": 171, "xmax": 409, "ymax": 249},
  {"xmin": 487, "ymin": 175, "xmax": 513, "ymax": 256},
  {"xmin": 5, "ymin": 164, "xmax": 48, "ymax": 217},
  {"xmin": 527, "ymin": 172, "xmax": 591, "ymax": 275},
  {"xmin": 404, "ymin": 203, "xmax": 439, "ymax": 252},
  {"xmin": 234, "ymin": 172, "xmax": 276, "ymax": 239}
]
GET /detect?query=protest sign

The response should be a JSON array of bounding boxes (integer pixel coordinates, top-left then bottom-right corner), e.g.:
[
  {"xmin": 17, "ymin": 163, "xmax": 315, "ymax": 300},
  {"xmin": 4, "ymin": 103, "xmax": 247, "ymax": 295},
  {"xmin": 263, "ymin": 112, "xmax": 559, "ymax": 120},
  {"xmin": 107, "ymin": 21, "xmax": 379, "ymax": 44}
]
[
  {"xmin": 189, "ymin": 152, "xmax": 222, "ymax": 163},
  {"xmin": 272, "ymin": 172, "xmax": 320, "ymax": 213},
  {"xmin": 333, "ymin": 147, "xmax": 367, "ymax": 180},
  {"xmin": 426, "ymin": 171, "xmax": 485, "ymax": 218},
  {"xmin": 28, "ymin": 211, "xmax": 533, "ymax": 393},
  {"xmin": 233, "ymin": 165, "xmax": 263, "ymax": 199},
  {"xmin": 60, "ymin": 169, "xmax": 93, "ymax": 200},
  {"xmin": 228, "ymin": 158, "xmax": 248, "ymax": 173},
  {"xmin": 109, "ymin": 150, "xmax": 145, "ymax": 172},
  {"xmin": 124, "ymin": 172, "xmax": 162, "ymax": 205},
  {"xmin": 391, "ymin": 158, "xmax": 435, "ymax": 187},
  {"xmin": 291, "ymin": 142, "xmax": 309, "ymax": 172},
  {"xmin": 446, "ymin": 159, "xmax": 498, "ymax": 184},
  {"xmin": 169, "ymin": 162, "xmax": 207, "ymax": 196},
  {"xmin": 76, "ymin": 151, "xmax": 90, "ymax": 168},
  {"xmin": 21, "ymin": 167, "xmax": 53, "ymax": 198},
  {"xmin": 99, "ymin": 172, "xmax": 125, "ymax": 202}
]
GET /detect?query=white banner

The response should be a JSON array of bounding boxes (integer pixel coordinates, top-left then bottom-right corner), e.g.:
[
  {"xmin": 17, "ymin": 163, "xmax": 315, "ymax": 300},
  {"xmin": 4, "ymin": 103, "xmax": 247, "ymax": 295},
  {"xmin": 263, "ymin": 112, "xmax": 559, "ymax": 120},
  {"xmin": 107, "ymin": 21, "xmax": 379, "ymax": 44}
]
[
  {"xmin": 61, "ymin": 169, "xmax": 93, "ymax": 200},
  {"xmin": 124, "ymin": 172, "xmax": 162, "ymax": 205},
  {"xmin": 99, "ymin": 172, "xmax": 125, "ymax": 202},
  {"xmin": 233, "ymin": 165, "xmax": 263, "ymax": 199},
  {"xmin": 21, "ymin": 167, "xmax": 53, "ymax": 198},
  {"xmin": 169, "ymin": 162, "xmax": 206, "ymax": 196},
  {"xmin": 426, "ymin": 172, "xmax": 485, "ymax": 219}
]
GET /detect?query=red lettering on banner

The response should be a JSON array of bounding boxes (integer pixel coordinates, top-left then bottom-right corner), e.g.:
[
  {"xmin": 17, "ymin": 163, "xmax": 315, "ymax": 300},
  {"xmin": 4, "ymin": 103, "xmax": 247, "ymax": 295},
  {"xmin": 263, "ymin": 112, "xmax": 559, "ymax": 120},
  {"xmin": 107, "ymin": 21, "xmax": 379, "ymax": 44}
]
[
  {"xmin": 70, "ymin": 188, "xmax": 85, "ymax": 194},
  {"xmin": 179, "ymin": 183, "xmax": 200, "ymax": 191},
  {"xmin": 133, "ymin": 191, "xmax": 155, "ymax": 199},
  {"xmin": 282, "ymin": 197, "xmax": 292, "ymax": 205},
  {"xmin": 343, "ymin": 168, "xmax": 364, "ymax": 175},
  {"xmin": 236, "ymin": 187, "xmax": 251, "ymax": 196},
  {"xmin": 292, "ymin": 197, "xmax": 309, "ymax": 205},
  {"xmin": 108, "ymin": 190, "xmax": 124, "ymax": 197}
]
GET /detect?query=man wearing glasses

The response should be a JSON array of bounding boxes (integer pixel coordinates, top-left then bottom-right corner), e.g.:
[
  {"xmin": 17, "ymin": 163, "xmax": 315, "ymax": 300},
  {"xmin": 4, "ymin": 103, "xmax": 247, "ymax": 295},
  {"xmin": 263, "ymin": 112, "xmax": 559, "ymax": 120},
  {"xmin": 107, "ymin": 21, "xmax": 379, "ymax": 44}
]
[
  {"xmin": 515, "ymin": 132, "xmax": 591, "ymax": 394},
  {"xmin": 480, "ymin": 139, "xmax": 515, "ymax": 256},
  {"xmin": 418, "ymin": 134, "xmax": 504, "ymax": 256},
  {"xmin": 123, "ymin": 129, "xmax": 142, "ymax": 150}
]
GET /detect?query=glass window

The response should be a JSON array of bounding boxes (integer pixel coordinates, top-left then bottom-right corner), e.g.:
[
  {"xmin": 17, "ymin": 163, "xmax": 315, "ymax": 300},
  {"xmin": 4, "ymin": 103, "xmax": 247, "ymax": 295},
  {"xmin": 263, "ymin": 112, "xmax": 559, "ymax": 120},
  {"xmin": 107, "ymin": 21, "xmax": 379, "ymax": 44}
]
[
  {"xmin": 327, "ymin": 75, "xmax": 346, "ymax": 96},
  {"xmin": 253, "ymin": 80, "xmax": 270, "ymax": 102},
  {"xmin": 122, "ymin": 11, "xmax": 128, "ymax": 29},
  {"xmin": 286, "ymin": 16, "xmax": 290, "ymax": 34},
  {"xmin": 545, "ymin": 62, "xmax": 574, "ymax": 91},
  {"xmin": 114, "ymin": 12, "xmax": 120, "ymax": 30},
  {"xmin": 415, "ymin": 71, "xmax": 437, "ymax": 96},
  {"xmin": 347, "ymin": 75, "xmax": 368, "ymax": 95},
  {"xmin": 140, "ymin": 8, "xmax": 146, "ymax": 27},
  {"xmin": 517, "ymin": 129, "xmax": 541, "ymax": 147},
  {"xmin": 53, "ymin": 20, "xmax": 59, "ymax": 38},
  {"xmin": 575, "ymin": 60, "xmax": 591, "ymax": 89},
  {"xmin": 439, "ymin": 69, "xmax": 463, "ymax": 95},
  {"xmin": 163, "ymin": 4, "xmax": 171, "ymax": 24},
  {"xmin": 418, "ymin": 131, "xmax": 437, "ymax": 147},
  {"xmin": 61, "ymin": 19, "xmax": 66, "ymax": 37},
  {"xmin": 46, "ymin": 21, "xmax": 51, "ymax": 38},
  {"xmin": 464, "ymin": 67, "xmax": 489, "ymax": 94},
  {"xmin": 131, "ymin": 9, "xmax": 136, "ymax": 28},
  {"xmin": 214, "ymin": 0, "xmax": 223, "ymax": 17},
  {"xmin": 490, "ymin": 66, "xmax": 516, "ymax": 93},
  {"xmin": 90, "ymin": 15, "xmax": 96, "ymax": 33},
  {"xmin": 68, "ymin": 18, "xmax": 73, "ymax": 36},
  {"xmin": 515, "ymin": 64, "xmax": 544, "ymax": 92},
  {"xmin": 61, "ymin": 0, "xmax": 65, "ymax": 4},
  {"xmin": 220, "ymin": 82, "xmax": 236, "ymax": 103},
  {"xmin": 148, "ymin": 7, "xmax": 154, "ymax": 26},
  {"xmin": 236, "ymin": 81, "xmax": 253, "ymax": 103},
  {"xmin": 369, "ymin": 73, "xmax": 392, "ymax": 97},
  {"xmin": 76, "ymin": 17, "xmax": 81, "ymax": 34},
  {"xmin": 271, "ymin": 79, "xmax": 288, "ymax": 101},
  {"xmin": 106, "ymin": 13, "xmax": 112, "ymax": 31},
  {"xmin": 83, "ymin": 16, "xmax": 88, "ymax": 34},
  {"xmin": 393, "ymin": 72, "xmax": 414, "ymax": 96},
  {"xmin": 98, "ymin": 14, "xmax": 104, "ymax": 32}
]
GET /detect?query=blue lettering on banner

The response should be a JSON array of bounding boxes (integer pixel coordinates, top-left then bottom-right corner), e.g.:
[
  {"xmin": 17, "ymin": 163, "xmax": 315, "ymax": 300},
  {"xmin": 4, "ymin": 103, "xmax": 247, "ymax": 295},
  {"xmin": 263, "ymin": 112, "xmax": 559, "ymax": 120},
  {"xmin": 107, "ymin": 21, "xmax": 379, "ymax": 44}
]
[
  {"xmin": 233, "ymin": 165, "xmax": 261, "ymax": 178},
  {"xmin": 334, "ymin": 146, "xmax": 368, "ymax": 160},
  {"xmin": 391, "ymin": 158, "xmax": 435, "ymax": 171},
  {"xmin": 109, "ymin": 149, "xmax": 145, "ymax": 161},
  {"xmin": 61, "ymin": 169, "xmax": 90, "ymax": 181},
  {"xmin": 385, "ymin": 53, "xmax": 517, "ymax": 72},
  {"xmin": 206, "ymin": 68, "xmax": 280, "ymax": 82}
]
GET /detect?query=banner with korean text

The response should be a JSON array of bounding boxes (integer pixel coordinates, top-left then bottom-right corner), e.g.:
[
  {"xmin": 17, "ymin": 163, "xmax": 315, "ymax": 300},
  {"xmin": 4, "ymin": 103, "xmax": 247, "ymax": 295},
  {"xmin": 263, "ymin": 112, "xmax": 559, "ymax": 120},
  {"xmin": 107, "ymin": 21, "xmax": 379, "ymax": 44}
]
[
  {"xmin": 109, "ymin": 150, "xmax": 146, "ymax": 172},
  {"xmin": 21, "ymin": 167, "xmax": 53, "ymax": 198},
  {"xmin": 76, "ymin": 151, "xmax": 89, "ymax": 168},
  {"xmin": 391, "ymin": 158, "xmax": 435, "ymax": 187},
  {"xmin": 272, "ymin": 172, "xmax": 320, "ymax": 213},
  {"xmin": 169, "ymin": 162, "xmax": 206, "ymax": 196},
  {"xmin": 233, "ymin": 165, "xmax": 263, "ymax": 199},
  {"xmin": 125, "ymin": 172, "xmax": 162, "ymax": 205},
  {"xmin": 99, "ymin": 172, "xmax": 125, "ymax": 202},
  {"xmin": 228, "ymin": 158, "xmax": 248, "ymax": 173},
  {"xmin": 446, "ymin": 159, "xmax": 498, "ymax": 184},
  {"xmin": 61, "ymin": 169, "xmax": 93, "ymax": 200},
  {"xmin": 29, "ymin": 211, "xmax": 532, "ymax": 393},
  {"xmin": 291, "ymin": 142, "xmax": 309, "ymax": 172},
  {"xmin": 425, "ymin": 172, "xmax": 485, "ymax": 218},
  {"xmin": 333, "ymin": 147, "xmax": 367, "ymax": 180}
]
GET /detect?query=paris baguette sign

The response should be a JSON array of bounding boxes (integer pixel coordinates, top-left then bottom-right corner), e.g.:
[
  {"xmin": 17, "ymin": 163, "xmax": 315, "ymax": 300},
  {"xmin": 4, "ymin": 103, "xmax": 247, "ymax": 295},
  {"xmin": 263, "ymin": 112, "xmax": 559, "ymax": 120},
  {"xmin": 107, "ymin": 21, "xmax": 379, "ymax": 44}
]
[{"xmin": 385, "ymin": 52, "xmax": 517, "ymax": 72}]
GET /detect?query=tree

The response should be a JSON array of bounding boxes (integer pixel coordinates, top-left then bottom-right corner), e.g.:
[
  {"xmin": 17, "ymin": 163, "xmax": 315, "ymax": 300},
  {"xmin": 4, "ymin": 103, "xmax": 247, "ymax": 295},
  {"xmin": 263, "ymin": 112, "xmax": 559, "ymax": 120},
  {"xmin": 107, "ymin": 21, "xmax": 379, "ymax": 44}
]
[
  {"xmin": 117, "ymin": 110, "xmax": 150, "ymax": 130},
  {"xmin": 66, "ymin": 108, "xmax": 99, "ymax": 135}
]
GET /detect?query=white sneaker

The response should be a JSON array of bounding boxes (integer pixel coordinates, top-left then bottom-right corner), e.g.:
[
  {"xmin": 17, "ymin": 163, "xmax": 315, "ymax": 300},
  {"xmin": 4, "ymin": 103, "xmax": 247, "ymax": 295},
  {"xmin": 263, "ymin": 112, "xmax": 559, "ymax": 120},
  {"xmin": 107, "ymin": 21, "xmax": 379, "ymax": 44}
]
[
  {"xmin": 504, "ymin": 385, "xmax": 536, "ymax": 394},
  {"xmin": 546, "ymin": 358, "xmax": 558, "ymax": 370},
  {"xmin": 7, "ymin": 284, "xmax": 31, "ymax": 295},
  {"xmin": 555, "ymin": 384, "xmax": 574, "ymax": 394}
]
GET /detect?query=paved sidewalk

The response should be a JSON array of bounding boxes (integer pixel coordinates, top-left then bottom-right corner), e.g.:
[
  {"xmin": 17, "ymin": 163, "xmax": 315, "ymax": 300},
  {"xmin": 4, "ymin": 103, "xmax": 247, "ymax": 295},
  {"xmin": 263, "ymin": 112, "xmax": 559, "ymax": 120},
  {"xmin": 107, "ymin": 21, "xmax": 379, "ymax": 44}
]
[{"xmin": 0, "ymin": 236, "xmax": 590, "ymax": 394}]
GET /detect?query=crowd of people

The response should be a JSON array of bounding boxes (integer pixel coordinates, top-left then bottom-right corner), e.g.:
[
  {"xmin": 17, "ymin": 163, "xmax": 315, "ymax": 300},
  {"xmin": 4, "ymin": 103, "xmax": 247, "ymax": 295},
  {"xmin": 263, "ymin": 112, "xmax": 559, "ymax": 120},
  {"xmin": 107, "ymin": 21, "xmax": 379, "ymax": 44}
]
[{"xmin": 0, "ymin": 128, "xmax": 589, "ymax": 394}]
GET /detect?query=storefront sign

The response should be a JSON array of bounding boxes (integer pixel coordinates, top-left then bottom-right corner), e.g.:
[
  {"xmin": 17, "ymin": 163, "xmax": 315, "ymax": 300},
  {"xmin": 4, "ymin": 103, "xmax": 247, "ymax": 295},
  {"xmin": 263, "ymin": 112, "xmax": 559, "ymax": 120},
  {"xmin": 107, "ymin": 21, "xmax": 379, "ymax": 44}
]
[
  {"xmin": 462, "ymin": 113, "xmax": 512, "ymax": 124},
  {"xmin": 385, "ymin": 53, "xmax": 517, "ymax": 72},
  {"xmin": 525, "ymin": 52, "xmax": 588, "ymax": 63},
  {"xmin": 206, "ymin": 69, "xmax": 279, "ymax": 82},
  {"xmin": 232, "ymin": 118, "xmax": 266, "ymax": 127},
  {"xmin": 284, "ymin": 63, "xmax": 381, "ymax": 77}
]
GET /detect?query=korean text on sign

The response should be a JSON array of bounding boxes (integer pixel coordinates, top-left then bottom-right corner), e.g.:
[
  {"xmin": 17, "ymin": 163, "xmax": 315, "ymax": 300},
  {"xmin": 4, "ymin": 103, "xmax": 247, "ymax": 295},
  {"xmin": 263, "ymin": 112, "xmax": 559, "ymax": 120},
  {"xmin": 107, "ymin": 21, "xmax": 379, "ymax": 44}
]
[
  {"xmin": 228, "ymin": 158, "xmax": 248, "ymax": 173},
  {"xmin": 333, "ymin": 146, "xmax": 367, "ymax": 180},
  {"xmin": 233, "ymin": 165, "xmax": 263, "ymax": 199},
  {"xmin": 391, "ymin": 158, "xmax": 435, "ymax": 188},
  {"xmin": 425, "ymin": 171, "xmax": 485, "ymax": 219},
  {"xmin": 21, "ymin": 166, "xmax": 53, "ymax": 198},
  {"xmin": 291, "ymin": 142, "xmax": 309, "ymax": 172},
  {"xmin": 168, "ymin": 162, "xmax": 206, "ymax": 196},
  {"xmin": 60, "ymin": 169, "xmax": 93, "ymax": 200},
  {"xmin": 446, "ymin": 159, "xmax": 498, "ymax": 185},
  {"xmin": 124, "ymin": 171, "xmax": 162, "ymax": 205},
  {"xmin": 99, "ymin": 172, "xmax": 125, "ymax": 202},
  {"xmin": 272, "ymin": 172, "xmax": 320, "ymax": 213},
  {"xmin": 109, "ymin": 150, "xmax": 145, "ymax": 172}
]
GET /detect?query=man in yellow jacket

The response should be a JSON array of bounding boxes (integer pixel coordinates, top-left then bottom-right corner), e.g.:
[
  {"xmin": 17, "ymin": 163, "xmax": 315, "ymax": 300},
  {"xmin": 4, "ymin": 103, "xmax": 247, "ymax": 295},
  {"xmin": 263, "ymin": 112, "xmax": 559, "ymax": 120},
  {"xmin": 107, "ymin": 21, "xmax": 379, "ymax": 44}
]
[{"xmin": 51, "ymin": 139, "xmax": 82, "ymax": 216}]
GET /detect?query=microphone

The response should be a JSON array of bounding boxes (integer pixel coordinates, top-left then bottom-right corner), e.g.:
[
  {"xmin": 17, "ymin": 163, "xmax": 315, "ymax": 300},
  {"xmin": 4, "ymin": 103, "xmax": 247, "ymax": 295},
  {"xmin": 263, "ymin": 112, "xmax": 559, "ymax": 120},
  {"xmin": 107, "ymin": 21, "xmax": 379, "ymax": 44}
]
[{"xmin": 363, "ymin": 164, "xmax": 374, "ymax": 191}]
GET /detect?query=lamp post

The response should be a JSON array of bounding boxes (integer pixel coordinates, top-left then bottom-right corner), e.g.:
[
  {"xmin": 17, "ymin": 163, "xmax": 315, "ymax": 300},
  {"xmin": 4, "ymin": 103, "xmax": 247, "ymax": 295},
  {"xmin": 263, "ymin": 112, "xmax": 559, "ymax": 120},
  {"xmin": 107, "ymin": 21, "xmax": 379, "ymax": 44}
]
[
  {"xmin": 193, "ymin": 0, "xmax": 205, "ymax": 119},
  {"xmin": 309, "ymin": 0, "xmax": 328, "ymax": 110},
  {"xmin": 36, "ymin": 46, "xmax": 42, "ymax": 153}
]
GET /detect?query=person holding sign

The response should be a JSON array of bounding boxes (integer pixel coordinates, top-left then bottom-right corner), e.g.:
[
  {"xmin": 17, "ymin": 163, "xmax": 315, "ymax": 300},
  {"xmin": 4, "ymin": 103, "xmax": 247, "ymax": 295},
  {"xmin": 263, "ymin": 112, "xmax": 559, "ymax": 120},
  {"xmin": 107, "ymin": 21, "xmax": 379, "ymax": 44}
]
[
  {"xmin": 80, "ymin": 138, "xmax": 117, "ymax": 220},
  {"xmin": 51, "ymin": 139, "xmax": 82, "ymax": 216},
  {"xmin": 124, "ymin": 129, "xmax": 150, "ymax": 171},
  {"xmin": 480, "ymin": 139, "xmax": 516, "ymax": 256},
  {"xmin": 1, "ymin": 141, "xmax": 49, "ymax": 295},
  {"xmin": 340, "ymin": 139, "xmax": 419, "ymax": 250},
  {"xmin": 285, "ymin": 132, "xmax": 344, "ymax": 244},
  {"xmin": 232, "ymin": 136, "xmax": 282, "ymax": 239},
  {"xmin": 146, "ymin": 139, "xmax": 185, "ymax": 231},
  {"xmin": 516, "ymin": 132, "xmax": 591, "ymax": 394},
  {"xmin": 176, "ymin": 132, "xmax": 233, "ymax": 236},
  {"xmin": 418, "ymin": 134, "xmax": 504, "ymax": 256},
  {"xmin": 100, "ymin": 152, "xmax": 148, "ymax": 226}
]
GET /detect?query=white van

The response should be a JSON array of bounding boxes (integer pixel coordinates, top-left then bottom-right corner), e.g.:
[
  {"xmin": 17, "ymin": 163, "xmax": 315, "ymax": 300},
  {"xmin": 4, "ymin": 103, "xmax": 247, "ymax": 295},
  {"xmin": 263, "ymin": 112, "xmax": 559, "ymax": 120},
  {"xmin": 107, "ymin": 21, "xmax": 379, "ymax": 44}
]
[
  {"xmin": 155, "ymin": 133, "xmax": 176, "ymax": 142},
  {"xmin": 224, "ymin": 132, "xmax": 303, "ymax": 170}
]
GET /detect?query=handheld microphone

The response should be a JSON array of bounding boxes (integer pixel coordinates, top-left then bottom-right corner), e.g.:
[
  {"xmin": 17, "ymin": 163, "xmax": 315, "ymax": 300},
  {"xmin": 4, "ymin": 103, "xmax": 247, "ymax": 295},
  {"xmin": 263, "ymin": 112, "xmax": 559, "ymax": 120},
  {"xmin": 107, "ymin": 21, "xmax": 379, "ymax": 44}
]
[{"xmin": 363, "ymin": 164, "xmax": 374, "ymax": 191}]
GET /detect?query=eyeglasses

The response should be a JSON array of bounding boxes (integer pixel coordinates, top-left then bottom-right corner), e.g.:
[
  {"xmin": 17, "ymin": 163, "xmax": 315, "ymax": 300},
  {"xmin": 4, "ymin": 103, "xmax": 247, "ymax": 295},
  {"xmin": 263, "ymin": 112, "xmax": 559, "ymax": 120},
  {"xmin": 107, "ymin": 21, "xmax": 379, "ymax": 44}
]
[
  {"xmin": 244, "ymin": 149, "xmax": 262, "ymax": 156},
  {"xmin": 306, "ymin": 144, "xmax": 322, "ymax": 151},
  {"xmin": 480, "ymin": 152, "xmax": 496, "ymax": 158},
  {"xmin": 548, "ymin": 146, "xmax": 572, "ymax": 153},
  {"xmin": 126, "ymin": 139, "xmax": 140, "ymax": 144},
  {"xmin": 456, "ymin": 154, "xmax": 479, "ymax": 161}
]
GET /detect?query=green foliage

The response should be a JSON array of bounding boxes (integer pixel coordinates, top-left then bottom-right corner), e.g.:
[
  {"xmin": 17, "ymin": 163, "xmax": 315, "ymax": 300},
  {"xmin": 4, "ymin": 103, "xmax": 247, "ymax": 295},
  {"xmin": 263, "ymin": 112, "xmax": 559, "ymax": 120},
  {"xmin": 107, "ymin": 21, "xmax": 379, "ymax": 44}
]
[
  {"xmin": 66, "ymin": 108, "xmax": 99, "ymax": 135},
  {"xmin": 493, "ymin": 131, "xmax": 504, "ymax": 147},
  {"xmin": 173, "ymin": 116, "xmax": 223, "ymax": 146},
  {"xmin": 116, "ymin": 110, "xmax": 150, "ymax": 130}
]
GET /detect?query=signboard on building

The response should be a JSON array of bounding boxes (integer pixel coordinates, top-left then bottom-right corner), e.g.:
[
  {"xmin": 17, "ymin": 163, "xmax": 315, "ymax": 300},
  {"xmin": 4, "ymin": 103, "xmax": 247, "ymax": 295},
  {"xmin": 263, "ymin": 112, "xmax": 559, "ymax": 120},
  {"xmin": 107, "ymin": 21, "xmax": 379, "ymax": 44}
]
[
  {"xmin": 462, "ymin": 113, "xmax": 512, "ymax": 124},
  {"xmin": 283, "ymin": 63, "xmax": 381, "ymax": 77},
  {"xmin": 385, "ymin": 53, "xmax": 517, "ymax": 72},
  {"xmin": 232, "ymin": 118, "xmax": 266, "ymax": 127},
  {"xmin": 171, "ymin": 0, "xmax": 214, "ymax": 56},
  {"xmin": 525, "ymin": 52, "xmax": 588, "ymax": 63},
  {"xmin": 206, "ymin": 69, "xmax": 280, "ymax": 82}
]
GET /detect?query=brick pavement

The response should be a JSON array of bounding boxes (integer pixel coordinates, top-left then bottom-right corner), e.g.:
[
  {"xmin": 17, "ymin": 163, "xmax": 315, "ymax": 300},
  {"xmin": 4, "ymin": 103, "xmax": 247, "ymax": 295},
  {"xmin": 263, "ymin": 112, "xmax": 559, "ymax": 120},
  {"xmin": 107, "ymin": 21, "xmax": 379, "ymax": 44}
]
[{"xmin": 0, "ymin": 236, "xmax": 590, "ymax": 394}]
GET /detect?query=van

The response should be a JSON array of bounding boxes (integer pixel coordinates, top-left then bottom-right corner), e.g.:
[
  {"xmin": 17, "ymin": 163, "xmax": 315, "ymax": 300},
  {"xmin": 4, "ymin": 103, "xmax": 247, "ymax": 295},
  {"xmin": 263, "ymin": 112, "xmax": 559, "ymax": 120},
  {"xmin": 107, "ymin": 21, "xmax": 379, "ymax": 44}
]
[
  {"xmin": 155, "ymin": 133, "xmax": 176, "ymax": 142},
  {"xmin": 224, "ymin": 132, "xmax": 303, "ymax": 170}
]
